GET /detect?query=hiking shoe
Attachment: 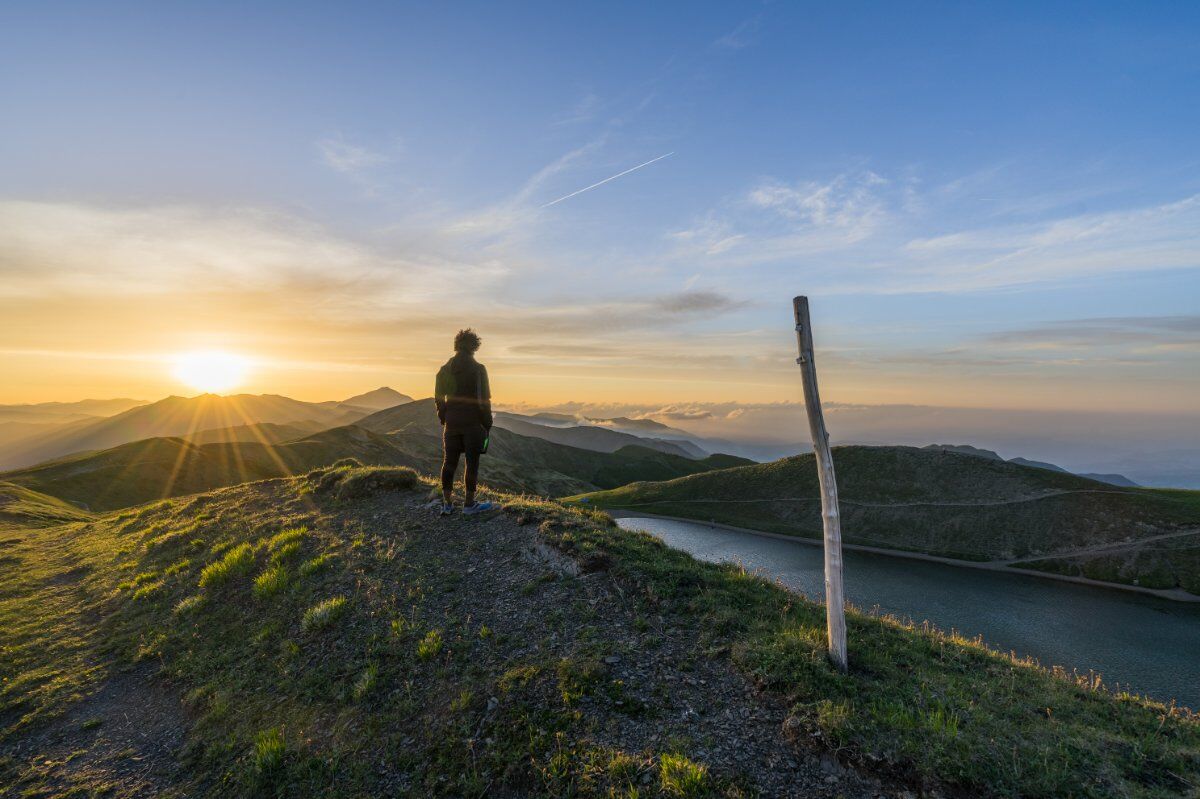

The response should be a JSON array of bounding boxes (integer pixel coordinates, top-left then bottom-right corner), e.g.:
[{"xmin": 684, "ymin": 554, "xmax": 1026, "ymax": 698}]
[
  {"xmin": 462, "ymin": 501, "xmax": 498, "ymax": 516},
  {"xmin": 439, "ymin": 502, "xmax": 454, "ymax": 516}
]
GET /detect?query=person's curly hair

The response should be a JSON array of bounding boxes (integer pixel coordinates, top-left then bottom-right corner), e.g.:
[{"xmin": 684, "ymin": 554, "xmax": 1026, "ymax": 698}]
[{"xmin": 454, "ymin": 328, "xmax": 482, "ymax": 353}]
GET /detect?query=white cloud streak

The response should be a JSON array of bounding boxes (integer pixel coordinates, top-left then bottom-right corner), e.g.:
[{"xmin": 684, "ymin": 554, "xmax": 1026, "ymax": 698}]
[{"xmin": 540, "ymin": 152, "xmax": 674, "ymax": 208}]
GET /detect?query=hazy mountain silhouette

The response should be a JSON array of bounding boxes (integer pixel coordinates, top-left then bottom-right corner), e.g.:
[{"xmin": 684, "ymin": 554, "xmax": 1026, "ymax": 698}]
[
  {"xmin": 0, "ymin": 394, "xmax": 374, "ymax": 471},
  {"xmin": 338, "ymin": 387, "xmax": 415, "ymax": 410}
]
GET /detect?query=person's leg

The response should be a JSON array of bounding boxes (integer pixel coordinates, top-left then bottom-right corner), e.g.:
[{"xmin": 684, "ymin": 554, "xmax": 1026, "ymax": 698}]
[
  {"xmin": 441, "ymin": 433, "xmax": 464, "ymax": 504},
  {"xmin": 463, "ymin": 451, "xmax": 480, "ymax": 506},
  {"xmin": 461, "ymin": 426, "xmax": 485, "ymax": 507}
]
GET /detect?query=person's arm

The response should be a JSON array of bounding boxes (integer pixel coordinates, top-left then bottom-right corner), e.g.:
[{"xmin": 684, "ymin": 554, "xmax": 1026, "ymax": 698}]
[
  {"xmin": 434, "ymin": 365, "xmax": 449, "ymax": 425},
  {"xmin": 478, "ymin": 365, "xmax": 493, "ymax": 430}
]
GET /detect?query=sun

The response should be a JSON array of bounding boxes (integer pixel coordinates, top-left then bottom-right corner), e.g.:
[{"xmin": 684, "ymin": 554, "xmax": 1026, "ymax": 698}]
[{"xmin": 170, "ymin": 350, "xmax": 252, "ymax": 394}]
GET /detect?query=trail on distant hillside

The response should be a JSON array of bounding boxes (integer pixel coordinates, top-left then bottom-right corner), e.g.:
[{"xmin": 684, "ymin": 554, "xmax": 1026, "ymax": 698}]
[{"xmin": 610, "ymin": 488, "xmax": 1136, "ymax": 509}]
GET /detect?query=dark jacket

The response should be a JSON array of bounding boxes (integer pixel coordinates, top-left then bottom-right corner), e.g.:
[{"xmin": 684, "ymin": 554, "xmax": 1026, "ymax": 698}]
[{"xmin": 435, "ymin": 353, "xmax": 493, "ymax": 432}]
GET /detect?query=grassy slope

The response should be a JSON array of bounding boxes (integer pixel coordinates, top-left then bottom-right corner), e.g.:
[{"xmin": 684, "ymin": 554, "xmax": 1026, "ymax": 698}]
[
  {"xmin": 184, "ymin": 421, "xmax": 326, "ymax": 446},
  {"xmin": 0, "ymin": 428, "xmax": 420, "ymax": 512},
  {"xmin": 0, "ymin": 469, "xmax": 1196, "ymax": 797},
  {"xmin": 0, "ymin": 482, "xmax": 92, "ymax": 531},
  {"xmin": 570, "ymin": 447, "xmax": 1200, "ymax": 564}
]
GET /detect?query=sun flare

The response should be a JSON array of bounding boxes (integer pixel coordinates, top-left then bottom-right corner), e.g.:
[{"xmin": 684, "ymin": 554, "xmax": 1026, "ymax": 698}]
[{"xmin": 170, "ymin": 350, "xmax": 251, "ymax": 394}]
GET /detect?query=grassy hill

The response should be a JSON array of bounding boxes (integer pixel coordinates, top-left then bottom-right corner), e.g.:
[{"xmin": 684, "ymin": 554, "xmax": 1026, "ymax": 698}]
[
  {"xmin": 0, "ymin": 403, "xmax": 751, "ymax": 511},
  {"xmin": 570, "ymin": 446, "xmax": 1200, "ymax": 593},
  {"xmin": 0, "ymin": 394, "xmax": 374, "ymax": 472},
  {"xmin": 0, "ymin": 428, "xmax": 419, "ymax": 512},
  {"xmin": 184, "ymin": 421, "xmax": 327, "ymax": 446},
  {"xmin": 0, "ymin": 468, "xmax": 1196, "ymax": 797},
  {"xmin": 0, "ymin": 482, "xmax": 92, "ymax": 531}
]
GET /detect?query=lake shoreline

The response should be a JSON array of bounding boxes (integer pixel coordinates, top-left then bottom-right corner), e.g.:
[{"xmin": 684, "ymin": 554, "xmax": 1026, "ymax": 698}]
[{"xmin": 606, "ymin": 508, "xmax": 1200, "ymax": 604}]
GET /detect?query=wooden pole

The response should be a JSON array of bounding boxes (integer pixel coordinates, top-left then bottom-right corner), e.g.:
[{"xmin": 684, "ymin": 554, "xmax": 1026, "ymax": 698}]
[{"xmin": 792, "ymin": 296, "xmax": 848, "ymax": 672}]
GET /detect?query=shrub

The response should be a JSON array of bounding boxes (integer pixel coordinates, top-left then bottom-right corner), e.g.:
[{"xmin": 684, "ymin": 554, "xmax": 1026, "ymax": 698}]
[
  {"xmin": 416, "ymin": 629, "xmax": 444, "ymax": 661},
  {"xmin": 266, "ymin": 526, "xmax": 306, "ymax": 553},
  {"xmin": 252, "ymin": 727, "xmax": 285, "ymax": 773},
  {"xmin": 253, "ymin": 565, "xmax": 289, "ymax": 599},
  {"xmin": 312, "ymin": 469, "xmax": 349, "ymax": 495},
  {"xmin": 659, "ymin": 753, "xmax": 709, "ymax": 797},
  {"xmin": 198, "ymin": 544, "xmax": 254, "ymax": 589},
  {"xmin": 335, "ymin": 467, "xmax": 421, "ymax": 500},
  {"xmin": 331, "ymin": 457, "xmax": 363, "ymax": 469},
  {"xmin": 556, "ymin": 657, "xmax": 605, "ymax": 705},
  {"xmin": 351, "ymin": 663, "xmax": 378, "ymax": 701},
  {"xmin": 301, "ymin": 596, "xmax": 347, "ymax": 633},
  {"xmin": 299, "ymin": 554, "xmax": 334, "ymax": 577},
  {"xmin": 164, "ymin": 558, "xmax": 191, "ymax": 576},
  {"xmin": 174, "ymin": 594, "xmax": 204, "ymax": 614},
  {"xmin": 132, "ymin": 580, "xmax": 164, "ymax": 600}
]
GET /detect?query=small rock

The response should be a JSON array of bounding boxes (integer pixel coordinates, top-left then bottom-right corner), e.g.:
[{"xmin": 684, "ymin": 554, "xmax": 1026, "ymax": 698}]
[
  {"xmin": 486, "ymin": 697, "xmax": 498, "ymax": 711},
  {"xmin": 604, "ymin": 655, "xmax": 621, "ymax": 664}
]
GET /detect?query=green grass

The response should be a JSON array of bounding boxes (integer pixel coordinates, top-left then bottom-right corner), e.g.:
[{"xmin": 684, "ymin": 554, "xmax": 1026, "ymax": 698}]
[
  {"xmin": 2, "ymin": 467, "xmax": 1197, "ymax": 798},
  {"xmin": 1015, "ymin": 532, "xmax": 1200, "ymax": 594},
  {"xmin": 351, "ymin": 663, "xmax": 378, "ymax": 702},
  {"xmin": 253, "ymin": 564, "xmax": 289, "ymax": 598},
  {"xmin": 658, "ymin": 753, "xmax": 710, "ymax": 797},
  {"xmin": 253, "ymin": 726, "xmax": 286, "ymax": 773},
  {"xmin": 298, "ymin": 553, "xmax": 334, "ymax": 576},
  {"xmin": 524, "ymin": 500, "xmax": 1200, "ymax": 796},
  {"xmin": 416, "ymin": 628, "xmax": 443, "ymax": 661},
  {"xmin": 300, "ymin": 596, "xmax": 347, "ymax": 633},
  {"xmin": 266, "ymin": 525, "xmax": 307, "ymax": 553},
  {"xmin": 0, "ymin": 481, "xmax": 91, "ymax": 530},
  {"xmin": 198, "ymin": 543, "xmax": 254, "ymax": 588}
]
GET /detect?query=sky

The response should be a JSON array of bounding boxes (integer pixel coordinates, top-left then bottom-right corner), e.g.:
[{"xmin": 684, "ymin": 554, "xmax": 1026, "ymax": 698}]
[{"xmin": 2, "ymin": 2, "xmax": 1198, "ymax": 432}]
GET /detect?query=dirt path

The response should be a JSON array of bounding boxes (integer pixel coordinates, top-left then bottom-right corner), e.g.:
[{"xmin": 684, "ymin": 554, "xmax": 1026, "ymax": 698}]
[
  {"xmin": 611, "ymin": 488, "xmax": 1136, "ymax": 509},
  {"xmin": 0, "ymin": 666, "xmax": 191, "ymax": 798},
  {"xmin": 365, "ymin": 495, "xmax": 905, "ymax": 798},
  {"xmin": 992, "ymin": 527, "xmax": 1200, "ymax": 565}
]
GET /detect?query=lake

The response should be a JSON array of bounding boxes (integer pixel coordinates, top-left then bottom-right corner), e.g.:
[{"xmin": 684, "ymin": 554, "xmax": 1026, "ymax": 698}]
[{"xmin": 616, "ymin": 515, "xmax": 1200, "ymax": 710}]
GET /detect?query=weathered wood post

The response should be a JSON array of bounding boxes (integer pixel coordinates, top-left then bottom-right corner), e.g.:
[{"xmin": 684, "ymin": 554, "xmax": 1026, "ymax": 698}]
[{"xmin": 792, "ymin": 295, "xmax": 848, "ymax": 672}]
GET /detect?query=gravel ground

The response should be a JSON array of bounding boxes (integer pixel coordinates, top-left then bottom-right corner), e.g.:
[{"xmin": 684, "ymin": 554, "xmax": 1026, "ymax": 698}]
[{"xmin": 349, "ymin": 491, "xmax": 908, "ymax": 798}]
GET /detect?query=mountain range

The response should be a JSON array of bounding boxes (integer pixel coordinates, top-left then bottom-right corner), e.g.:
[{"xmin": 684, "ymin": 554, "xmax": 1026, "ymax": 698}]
[
  {"xmin": 0, "ymin": 397, "xmax": 752, "ymax": 511},
  {"xmin": 0, "ymin": 393, "xmax": 377, "ymax": 471},
  {"xmin": 922, "ymin": 444, "xmax": 1138, "ymax": 487}
]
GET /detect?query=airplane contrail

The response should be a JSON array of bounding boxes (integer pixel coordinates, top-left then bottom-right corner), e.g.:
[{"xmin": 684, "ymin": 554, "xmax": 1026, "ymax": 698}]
[{"xmin": 540, "ymin": 151, "xmax": 675, "ymax": 208}]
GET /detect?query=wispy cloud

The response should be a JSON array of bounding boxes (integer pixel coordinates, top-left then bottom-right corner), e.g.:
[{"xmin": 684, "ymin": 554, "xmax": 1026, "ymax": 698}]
[
  {"xmin": 655, "ymin": 290, "xmax": 742, "ymax": 314},
  {"xmin": 553, "ymin": 93, "xmax": 601, "ymax": 126},
  {"xmin": 0, "ymin": 200, "xmax": 504, "ymax": 310},
  {"xmin": 985, "ymin": 316, "xmax": 1200, "ymax": 351},
  {"xmin": 670, "ymin": 168, "xmax": 1200, "ymax": 294},
  {"xmin": 747, "ymin": 171, "xmax": 889, "ymax": 230},
  {"xmin": 712, "ymin": 15, "xmax": 762, "ymax": 51},
  {"xmin": 317, "ymin": 137, "xmax": 393, "ymax": 174},
  {"xmin": 445, "ymin": 139, "xmax": 605, "ymax": 238}
]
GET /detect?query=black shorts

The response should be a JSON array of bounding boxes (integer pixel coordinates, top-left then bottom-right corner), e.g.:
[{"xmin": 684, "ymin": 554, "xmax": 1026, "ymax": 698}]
[{"xmin": 444, "ymin": 425, "xmax": 487, "ymax": 458}]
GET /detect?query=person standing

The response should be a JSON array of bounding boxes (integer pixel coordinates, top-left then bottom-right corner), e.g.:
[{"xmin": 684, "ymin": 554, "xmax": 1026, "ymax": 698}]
[{"xmin": 434, "ymin": 328, "xmax": 497, "ymax": 515}]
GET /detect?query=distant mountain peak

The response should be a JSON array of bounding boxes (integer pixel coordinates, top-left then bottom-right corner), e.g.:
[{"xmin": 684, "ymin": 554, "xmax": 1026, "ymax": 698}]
[{"xmin": 341, "ymin": 387, "xmax": 415, "ymax": 411}]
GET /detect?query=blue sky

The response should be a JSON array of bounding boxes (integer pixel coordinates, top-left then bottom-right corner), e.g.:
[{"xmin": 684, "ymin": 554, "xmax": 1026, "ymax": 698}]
[{"xmin": 1, "ymin": 1, "xmax": 1198, "ymax": 424}]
